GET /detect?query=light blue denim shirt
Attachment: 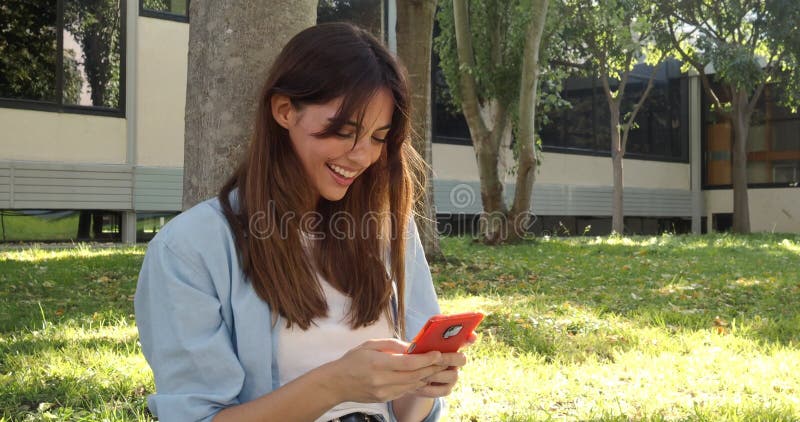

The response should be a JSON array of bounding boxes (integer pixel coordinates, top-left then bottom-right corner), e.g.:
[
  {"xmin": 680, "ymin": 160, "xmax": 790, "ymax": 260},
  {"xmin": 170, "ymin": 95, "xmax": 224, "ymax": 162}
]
[{"xmin": 134, "ymin": 195, "xmax": 443, "ymax": 422}]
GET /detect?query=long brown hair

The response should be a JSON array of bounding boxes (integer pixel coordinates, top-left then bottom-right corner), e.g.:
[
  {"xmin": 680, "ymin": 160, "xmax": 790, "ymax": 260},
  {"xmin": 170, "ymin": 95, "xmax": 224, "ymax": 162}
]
[{"xmin": 218, "ymin": 23, "xmax": 426, "ymax": 335}]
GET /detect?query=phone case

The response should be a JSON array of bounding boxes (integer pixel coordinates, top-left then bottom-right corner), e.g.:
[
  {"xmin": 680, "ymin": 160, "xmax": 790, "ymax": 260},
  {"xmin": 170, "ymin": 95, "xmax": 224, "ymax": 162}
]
[{"xmin": 407, "ymin": 312, "xmax": 485, "ymax": 354}]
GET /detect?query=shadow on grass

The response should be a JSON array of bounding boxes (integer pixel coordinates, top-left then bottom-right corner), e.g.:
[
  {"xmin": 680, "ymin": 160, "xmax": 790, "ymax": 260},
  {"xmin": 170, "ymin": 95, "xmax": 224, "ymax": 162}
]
[
  {"xmin": 0, "ymin": 332, "xmax": 140, "ymax": 360},
  {"xmin": 0, "ymin": 250, "xmax": 144, "ymax": 333}
]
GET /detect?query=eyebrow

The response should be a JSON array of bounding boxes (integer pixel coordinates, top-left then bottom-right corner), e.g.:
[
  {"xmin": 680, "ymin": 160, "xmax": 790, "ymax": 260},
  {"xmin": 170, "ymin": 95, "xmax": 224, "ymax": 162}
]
[{"xmin": 342, "ymin": 120, "xmax": 392, "ymax": 131}]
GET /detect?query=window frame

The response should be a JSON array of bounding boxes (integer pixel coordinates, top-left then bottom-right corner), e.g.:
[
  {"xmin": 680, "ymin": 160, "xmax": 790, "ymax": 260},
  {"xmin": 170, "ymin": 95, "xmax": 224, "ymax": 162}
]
[
  {"xmin": 139, "ymin": 0, "xmax": 189, "ymax": 23},
  {"xmin": 0, "ymin": 0, "xmax": 127, "ymax": 118}
]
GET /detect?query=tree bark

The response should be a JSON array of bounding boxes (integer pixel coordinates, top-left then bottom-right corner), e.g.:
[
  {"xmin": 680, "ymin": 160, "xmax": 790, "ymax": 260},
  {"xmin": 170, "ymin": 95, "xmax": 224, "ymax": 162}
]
[
  {"xmin": 453, "ymin": 0, "xmax": 506, "ymax": 243},
  {"xmin": 610, "ymin": 104, "xmax": 624, "ymax": 234},
  {"xmin": 731, "ymin": 89, "xmax": 752, "ymax": 233},
  {"xmin": 508, "ymin": 0, "xmax": 549, "ymax": 242},
  {"xmin": 396, "ymin": 0, "xmax": 443, "ymax": 261},
  {"xmin": 182, "ymin": 0, "xmax": 317, "ymax": 209}
]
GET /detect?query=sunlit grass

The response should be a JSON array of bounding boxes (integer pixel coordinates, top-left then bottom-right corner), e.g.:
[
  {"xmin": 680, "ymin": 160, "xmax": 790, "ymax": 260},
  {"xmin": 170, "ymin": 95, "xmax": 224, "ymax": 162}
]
[
  {"xmin": 435, "ymin": 233, "xmax": 800, "ymax": 421},
  {"xmin": 1, "ymin": 233, "xmax": 799, "ymax": 420}
]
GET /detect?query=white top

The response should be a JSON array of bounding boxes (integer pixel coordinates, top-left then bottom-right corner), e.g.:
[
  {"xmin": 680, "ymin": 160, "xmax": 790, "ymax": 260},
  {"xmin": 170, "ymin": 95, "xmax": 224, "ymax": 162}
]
[{"xmin": 276, "ymin": 272, "xmax": 394, "ymax": 421}]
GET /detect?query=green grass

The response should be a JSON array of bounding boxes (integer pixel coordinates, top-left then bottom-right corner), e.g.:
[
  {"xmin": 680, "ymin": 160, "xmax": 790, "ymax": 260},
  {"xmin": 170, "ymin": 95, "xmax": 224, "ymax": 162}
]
[
  {"xmin": 0, "ymin": 214, "xmax": 81, "ymax": 242},
  {"xmin": 0, "ymin": 213, "xmax": 175, "ymax": 243},
  {"xmin": 1, "ymin": 234, "xmax": 799, "ymax": 421}
]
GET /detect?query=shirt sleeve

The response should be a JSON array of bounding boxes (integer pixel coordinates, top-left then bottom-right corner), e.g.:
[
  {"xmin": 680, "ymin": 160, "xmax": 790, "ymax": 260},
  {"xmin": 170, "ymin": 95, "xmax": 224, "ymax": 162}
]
[
  {"xmin": 403, "ymin": 215, "xmax": 442, "ymax": 341},
  {"xmin": 134, "ymin": 239, "xmax": 245, "ymax": 422},
  {"xmin": 389, "ymin": 215, "xmax": 445, "ymax": 422}
]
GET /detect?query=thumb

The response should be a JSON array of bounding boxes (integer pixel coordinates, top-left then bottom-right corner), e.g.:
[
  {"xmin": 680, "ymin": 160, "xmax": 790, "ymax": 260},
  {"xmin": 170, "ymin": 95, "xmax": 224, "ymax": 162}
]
[{"xmin": 359, "ymin": 338, "xmax": 411, "ymax": 354}]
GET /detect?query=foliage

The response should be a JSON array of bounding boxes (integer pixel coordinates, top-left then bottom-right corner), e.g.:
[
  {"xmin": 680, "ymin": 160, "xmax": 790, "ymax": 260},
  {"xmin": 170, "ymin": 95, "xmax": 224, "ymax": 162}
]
[
  {"xmin": 434, "ymin": 0, "xmax": 570, "ymax": 174},
  {"xmin": 435, "ymin": 1, "xmax": 531, "ymax": 111},
  {"xmin": 64, "ymin": 0, "xmax": 123, "ymax": 108},
  {"xmin": 562, "ymin": 0, "xmax": 666, "ymax": 83},
  {"xmin": 661, "ymin": 0, "xmax": 800, "ymax": 113},
  {"xmin": 0, "ymin": 0, "xmax": 121, "ymax": 107},
  {"xmin": 764, "ymin": 0, "xmax": 800, "ymax": 112},
  {"xmin": 2, "ymin": 235, "xmax": 800, "ymax": 420},
  {"xmin": 317, "ymin": 0, "xmax": 382, "ymax": 38},
  {"xmin": 0, "ymin": 0, "xmax": 58, "ymax": 101}
]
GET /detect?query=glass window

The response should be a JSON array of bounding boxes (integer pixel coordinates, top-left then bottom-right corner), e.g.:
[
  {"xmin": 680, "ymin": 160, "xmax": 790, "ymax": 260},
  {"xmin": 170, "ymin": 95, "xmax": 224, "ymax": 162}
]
[
  {"xmin": 430, "ymin": 20, "xmax": 471, "ymax": 144},
  {"xmin": 624, "ymin": 61, "xmax": 683, "ymax": 159},
  {"xmin": 64, "ymin": 0, "xmax": 123, "ymax": 109},
  {"xmin": 565, "ymin": 84, "xmax": 597, "ymax": 150},
  {"xmin": 540, "ymin": 77, "xmax": 603, "ymax": 152},
  {"xmin": 704, "ymin": 83, "xmax": 800, "ymax": 187},
  {"xmin": 773, "ymin": 161, "xmax": 799, "ymax": 184},
  {"xmin": 141, "ymin": 0, "xmax": 188, "ymax": 17},
  {"xmin": 0, "ymin": 0, "xmax": 124, "ymax": 113},
  {"xmin": 540, "ymin": 59, "xmax": 686, "ymax": 161},
  {"xmin": 0, "ymin": 0, "xmax": 58, "ymax": 102}
]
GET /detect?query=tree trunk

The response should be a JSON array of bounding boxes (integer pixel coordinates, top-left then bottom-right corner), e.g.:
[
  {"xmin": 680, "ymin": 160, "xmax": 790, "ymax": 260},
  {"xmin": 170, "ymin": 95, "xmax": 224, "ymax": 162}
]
[
  {"xmin": 475, "ymin": 139, "xmax": 508, "ymax": 244},
  {"xmin": 730, "ymin": 90, "xmax": 751, "ymax": 233},
  {"xmin": 453, "ymin": 0, "xmax": 508, "ymax": 244},
  {"xmin": 396, "ymin": 0, "xmax": 443, "ymax": 261},
  {"xmin": 182, "ymin": 0, "xmax": 317, "ymax": 209},
  {"xmin": 610, "ymin": 103, "xmax": 624, "ymax": 234},
  {"xmin": 508, "ymin": 0, "xmax": 548, "ymax": 242}
]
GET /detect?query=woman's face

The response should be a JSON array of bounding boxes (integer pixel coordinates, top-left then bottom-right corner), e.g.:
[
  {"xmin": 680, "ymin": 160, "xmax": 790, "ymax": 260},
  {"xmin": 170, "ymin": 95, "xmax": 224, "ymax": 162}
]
[{"xmin": 273, "ymin": 88, "xmax": 394, "ymax": 203}]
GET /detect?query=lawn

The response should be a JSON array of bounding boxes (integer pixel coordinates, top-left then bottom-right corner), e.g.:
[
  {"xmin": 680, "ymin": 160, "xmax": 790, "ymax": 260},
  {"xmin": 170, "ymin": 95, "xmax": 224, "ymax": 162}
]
[{"xmin": 1, "ymin": 234, "xmax": 799, "ymax": 421}]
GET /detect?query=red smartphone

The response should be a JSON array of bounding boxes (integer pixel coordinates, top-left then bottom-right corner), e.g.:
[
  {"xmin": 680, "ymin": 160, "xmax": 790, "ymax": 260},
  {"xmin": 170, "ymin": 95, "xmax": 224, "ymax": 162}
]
[{"xmin": 406, "ymin": 312, "xmax": 485, "ymax": 354}]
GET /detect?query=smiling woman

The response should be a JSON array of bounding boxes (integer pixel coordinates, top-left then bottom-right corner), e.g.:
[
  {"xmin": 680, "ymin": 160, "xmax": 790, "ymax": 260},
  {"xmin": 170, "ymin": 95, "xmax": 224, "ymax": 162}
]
[
  {"xmin": 270, "ymin": 88, "xmax": 394, "ymax": 199},
  {"xmin": 134, "ymin": 23, "xmax": 470, "ymax": 422}
]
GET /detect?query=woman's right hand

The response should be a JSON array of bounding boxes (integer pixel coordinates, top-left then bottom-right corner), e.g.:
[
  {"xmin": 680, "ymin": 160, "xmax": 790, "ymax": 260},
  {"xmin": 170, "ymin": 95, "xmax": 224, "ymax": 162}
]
[{"xmin": 322, "ymin": 339, "xmax": 445, "ymax": 404}]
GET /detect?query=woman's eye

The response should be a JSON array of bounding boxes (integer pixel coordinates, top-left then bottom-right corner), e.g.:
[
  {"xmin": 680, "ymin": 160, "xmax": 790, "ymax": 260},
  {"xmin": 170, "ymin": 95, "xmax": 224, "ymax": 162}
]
[
  {"xmin": 372, "ymin": 136, "xmax": 387, "ymax": 143},
  {"xmin": 335, "ymin": 132, "xmax": 355, "ymax": 139}
]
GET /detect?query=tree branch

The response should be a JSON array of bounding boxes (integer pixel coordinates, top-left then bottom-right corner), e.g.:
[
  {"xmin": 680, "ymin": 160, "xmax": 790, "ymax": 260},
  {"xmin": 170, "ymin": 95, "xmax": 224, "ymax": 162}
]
[
  {"xmin": 746, "ymin": 50, "xmax": 786, "ymax": 114},
  {"xmin": 622, "ymin": 57, "xmax": 663, "ymax": 153},
  {"xmin": 666, "ymin": 17, "xmax": 726, "ymax": 115},
  {"xmin": 601, "ymin": 71, "xmax": 614, "ymax": 105},
  {"xmin": 617, "ymin": 52, "xmax": 634, "ymax": 100}
]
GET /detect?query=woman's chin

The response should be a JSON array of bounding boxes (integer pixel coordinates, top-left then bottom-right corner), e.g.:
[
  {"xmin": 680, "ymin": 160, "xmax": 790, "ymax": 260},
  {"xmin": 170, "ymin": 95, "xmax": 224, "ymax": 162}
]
[{"xmin": 320, "ymin": 187, "xmax": 348, "ymax": 202}]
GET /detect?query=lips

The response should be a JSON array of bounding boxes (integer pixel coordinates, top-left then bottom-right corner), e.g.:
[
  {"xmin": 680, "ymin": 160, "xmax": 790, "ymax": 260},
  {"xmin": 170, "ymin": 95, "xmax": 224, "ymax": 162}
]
[{"xmin": 327, "ymin": 163, "xmax": 356, "ymax": 186}]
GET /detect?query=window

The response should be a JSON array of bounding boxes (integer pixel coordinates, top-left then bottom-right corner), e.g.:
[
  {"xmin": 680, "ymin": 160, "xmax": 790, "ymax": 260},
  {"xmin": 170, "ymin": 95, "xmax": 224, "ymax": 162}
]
[
  {"xmin": 431, "ymin": 47, "xmax": 471, "ymax": 145},
  {"xmin": 140, "ymin": 0, "xmax": 188, "ymax": 22},
  {"xmin": 540, "ymin": 60, "xmax": 687, "ymax": 162},
  {"xmin": 0, "ymin": 0, "xmax": 125, "ymax": 115},
  {"xmin": 704, "ymin": 82, "xmax": 800, "ymax": 188},
  {"xmin": 431, "ymin": 20, "xmax": 471, "ymax": 145}
]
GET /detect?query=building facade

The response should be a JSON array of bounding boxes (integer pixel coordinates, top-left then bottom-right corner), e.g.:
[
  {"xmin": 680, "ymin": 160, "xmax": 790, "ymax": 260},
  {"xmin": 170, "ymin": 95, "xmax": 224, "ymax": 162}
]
[{"xmin": 1, "ymin": 0, "xmax": 798, "ymax": 242}]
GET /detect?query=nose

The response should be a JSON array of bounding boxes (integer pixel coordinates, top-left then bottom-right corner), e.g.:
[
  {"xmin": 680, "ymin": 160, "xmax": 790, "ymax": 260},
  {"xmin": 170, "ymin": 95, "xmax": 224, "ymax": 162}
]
[{"xmin": 346, "ymin": 133, "xmax": 382, "ymax": 167}]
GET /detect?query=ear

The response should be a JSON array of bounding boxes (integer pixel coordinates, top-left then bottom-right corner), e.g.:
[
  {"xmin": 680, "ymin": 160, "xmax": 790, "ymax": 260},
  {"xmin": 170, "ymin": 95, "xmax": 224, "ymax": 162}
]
[{"xmin": 271, "ymin": 94, "xmax": 295, "ymax": 130}]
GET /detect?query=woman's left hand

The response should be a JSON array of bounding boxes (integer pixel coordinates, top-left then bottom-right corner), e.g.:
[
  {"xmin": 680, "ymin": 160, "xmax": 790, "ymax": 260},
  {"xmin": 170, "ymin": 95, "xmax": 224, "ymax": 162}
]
[{"xmin": 411, "ymin": 332, "xmax": 478, "ymax": 398}]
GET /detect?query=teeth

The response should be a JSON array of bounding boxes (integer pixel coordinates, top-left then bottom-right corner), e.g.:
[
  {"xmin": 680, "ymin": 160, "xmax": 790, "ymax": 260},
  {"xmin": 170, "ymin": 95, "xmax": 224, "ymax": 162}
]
[{"xmin": 329, "ymin": 164, "xmax": 357, "ymax": 178}]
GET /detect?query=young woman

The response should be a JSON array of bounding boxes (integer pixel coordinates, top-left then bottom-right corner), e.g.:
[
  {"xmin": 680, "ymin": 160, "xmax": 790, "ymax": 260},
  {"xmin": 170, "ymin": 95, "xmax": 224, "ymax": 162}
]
[{"xmin": 134, "ymin": 23, "xmax": 474, "ymax": 422}]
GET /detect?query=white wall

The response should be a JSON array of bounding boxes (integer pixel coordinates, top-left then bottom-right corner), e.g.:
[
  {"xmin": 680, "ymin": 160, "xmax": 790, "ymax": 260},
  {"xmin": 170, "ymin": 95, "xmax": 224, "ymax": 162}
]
[
  {"xmin": 704, "ymin": 189, "xmax": 800, "ymax": 233},
  {"xmin": 0, "ymin": 109, "xmax": 127, "ymax": 163},
  {"xmin": 135, "ymin": 17, "xmax": 189, "ymax": 167},
  {"xmin": 432, "ymin": 143, "xmax": 690, "ymax": 190}
]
